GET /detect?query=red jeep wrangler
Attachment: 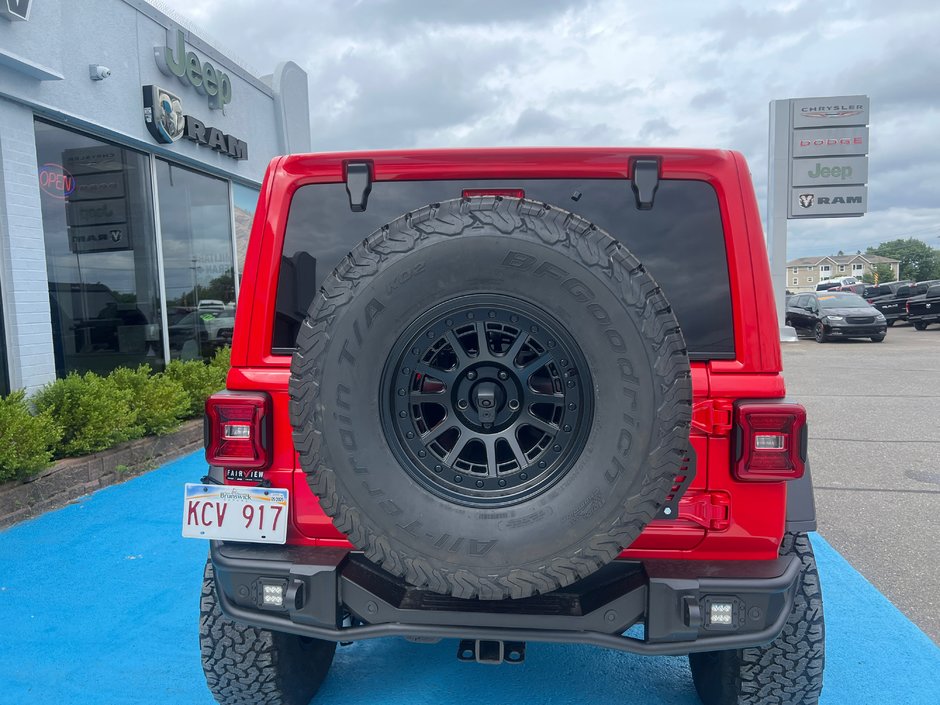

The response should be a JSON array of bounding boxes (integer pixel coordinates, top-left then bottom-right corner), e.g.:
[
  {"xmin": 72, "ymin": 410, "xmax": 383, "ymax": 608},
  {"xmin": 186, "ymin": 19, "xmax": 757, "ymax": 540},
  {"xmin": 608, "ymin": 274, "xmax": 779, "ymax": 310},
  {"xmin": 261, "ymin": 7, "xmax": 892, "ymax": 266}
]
[{"xmin": 190, "ymin": 149, "xmax": 824, "ymax": 705}]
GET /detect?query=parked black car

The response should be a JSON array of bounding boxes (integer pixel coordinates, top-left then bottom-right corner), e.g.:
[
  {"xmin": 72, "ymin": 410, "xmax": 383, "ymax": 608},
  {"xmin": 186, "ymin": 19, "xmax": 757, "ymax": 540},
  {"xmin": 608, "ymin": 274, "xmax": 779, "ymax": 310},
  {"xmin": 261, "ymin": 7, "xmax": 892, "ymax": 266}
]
[
  {"xmin": 906, "ymin": 284, "xmax": 940, "ymax": 330},
  {"xmin": 786, "ymin": 291, "xmax": 887, "ymax": 342}
]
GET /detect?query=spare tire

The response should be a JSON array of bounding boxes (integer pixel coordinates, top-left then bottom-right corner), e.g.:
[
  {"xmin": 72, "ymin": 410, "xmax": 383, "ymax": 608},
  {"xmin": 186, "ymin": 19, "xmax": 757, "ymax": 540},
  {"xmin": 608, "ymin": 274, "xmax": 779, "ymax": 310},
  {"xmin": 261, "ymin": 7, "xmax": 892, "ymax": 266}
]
[{"xmin": 289, "ymin": 196, "xmax": 691, "ymax": 600}]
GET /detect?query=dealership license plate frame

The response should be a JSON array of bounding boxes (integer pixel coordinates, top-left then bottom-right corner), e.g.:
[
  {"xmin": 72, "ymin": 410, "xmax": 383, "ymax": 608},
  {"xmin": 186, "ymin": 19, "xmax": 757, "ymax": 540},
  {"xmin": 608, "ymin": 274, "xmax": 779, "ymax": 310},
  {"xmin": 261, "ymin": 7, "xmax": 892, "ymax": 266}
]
[{"xmin": 182, "ymin": 483, "xmax": 289, "ymax": 544}]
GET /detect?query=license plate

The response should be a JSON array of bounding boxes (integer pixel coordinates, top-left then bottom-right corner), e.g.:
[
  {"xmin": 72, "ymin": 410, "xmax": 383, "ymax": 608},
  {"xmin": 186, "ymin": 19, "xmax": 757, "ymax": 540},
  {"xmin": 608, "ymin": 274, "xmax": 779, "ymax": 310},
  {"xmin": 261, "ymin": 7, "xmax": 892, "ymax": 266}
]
[{"xmin": 182, "ymin": 483, "xmax": 289, "ymax": 544}]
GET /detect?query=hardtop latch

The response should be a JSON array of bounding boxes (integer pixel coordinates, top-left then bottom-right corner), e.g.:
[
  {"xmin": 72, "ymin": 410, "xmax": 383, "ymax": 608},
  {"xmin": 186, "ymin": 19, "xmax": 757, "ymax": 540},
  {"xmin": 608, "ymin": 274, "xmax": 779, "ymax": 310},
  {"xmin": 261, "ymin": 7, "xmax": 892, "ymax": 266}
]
[
  {"xmin": 631, "ymin": 158, "xmax": 660, "ymax": 210},
  {"xmin": 344, "ymin": 161, "xmax": 372, "ymax": 212}
]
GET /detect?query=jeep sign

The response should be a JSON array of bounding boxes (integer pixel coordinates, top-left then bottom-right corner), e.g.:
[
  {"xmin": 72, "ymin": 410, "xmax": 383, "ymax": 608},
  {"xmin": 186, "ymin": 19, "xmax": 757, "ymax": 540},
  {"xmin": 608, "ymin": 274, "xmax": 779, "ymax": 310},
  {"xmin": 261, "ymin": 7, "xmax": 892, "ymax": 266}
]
[
  {"xmin": 155, "ymin": 29, "xmax": 233, "ymax": 109},
  {"xmin": 791, "ymin": 156, "xmax": 868, "ymax": 187}
]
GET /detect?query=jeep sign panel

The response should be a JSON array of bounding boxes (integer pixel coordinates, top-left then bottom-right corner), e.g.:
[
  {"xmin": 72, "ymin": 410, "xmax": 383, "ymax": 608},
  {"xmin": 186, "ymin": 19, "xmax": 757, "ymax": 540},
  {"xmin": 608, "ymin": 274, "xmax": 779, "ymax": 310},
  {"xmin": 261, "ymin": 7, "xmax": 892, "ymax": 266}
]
[{"xmin": 791, "ymin": 156, "xmax": 868, "ymax": 187}]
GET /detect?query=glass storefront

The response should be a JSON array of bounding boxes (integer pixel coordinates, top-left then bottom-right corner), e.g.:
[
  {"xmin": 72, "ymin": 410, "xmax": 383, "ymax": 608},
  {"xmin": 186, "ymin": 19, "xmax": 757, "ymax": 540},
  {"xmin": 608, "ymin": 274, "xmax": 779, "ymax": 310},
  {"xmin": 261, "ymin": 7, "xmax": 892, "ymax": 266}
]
[
  {"xmin": 34, "ymin": 119, "xmax": 256, "ymax": 377},
  {"xmin": 155, "ymin": 160, "xmax": 236, "ymax": 361},
  {"xmin": 35, "ymin": 121, "xmax": 164, "ymax": 376}
]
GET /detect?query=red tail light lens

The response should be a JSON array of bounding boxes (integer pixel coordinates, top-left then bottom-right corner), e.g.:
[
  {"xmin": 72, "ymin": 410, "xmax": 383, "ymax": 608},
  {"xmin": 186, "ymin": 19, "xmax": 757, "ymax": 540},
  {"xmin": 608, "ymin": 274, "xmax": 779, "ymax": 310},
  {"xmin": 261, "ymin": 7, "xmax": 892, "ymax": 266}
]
[
  {"xmin": 205, "ymin": 391, "xmax": 272, "ymax": 469},
  {"xmin": 733, "ymin": 403, "xmax": 806, "ymax": 481},
  {"xmin": 462, "ymin": 188, "xmax": 525, "ymax": 199}
]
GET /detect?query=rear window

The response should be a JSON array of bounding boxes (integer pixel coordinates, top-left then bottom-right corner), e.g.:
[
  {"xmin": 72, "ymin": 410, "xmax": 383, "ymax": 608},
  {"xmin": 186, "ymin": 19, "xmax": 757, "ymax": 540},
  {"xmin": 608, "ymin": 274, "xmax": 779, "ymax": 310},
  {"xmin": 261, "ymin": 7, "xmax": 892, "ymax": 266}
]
[{"xmin": 273, "ymin": 179, "xmax": 735, "ymax": 359}]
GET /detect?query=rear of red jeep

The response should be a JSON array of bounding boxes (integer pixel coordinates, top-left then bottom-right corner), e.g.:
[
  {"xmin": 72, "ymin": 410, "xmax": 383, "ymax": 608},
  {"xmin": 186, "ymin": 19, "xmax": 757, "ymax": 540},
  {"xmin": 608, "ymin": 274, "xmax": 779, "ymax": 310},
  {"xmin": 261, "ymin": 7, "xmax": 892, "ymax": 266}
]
[{"xmin": 191, "ymin": 149, "xmax": 824, "ymax": 705}]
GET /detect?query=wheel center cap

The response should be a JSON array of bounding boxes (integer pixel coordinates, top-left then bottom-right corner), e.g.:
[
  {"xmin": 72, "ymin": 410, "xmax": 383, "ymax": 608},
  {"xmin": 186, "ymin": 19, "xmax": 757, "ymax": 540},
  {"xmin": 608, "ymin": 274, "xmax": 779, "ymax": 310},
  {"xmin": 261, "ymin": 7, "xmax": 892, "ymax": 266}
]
[
  {"xmin": 472, "ymin": 381, "xmax": 501, "ymax": 423},
  {"xmin": 454, "ymin": 364, "xmax": 520, "ymax": 431}
]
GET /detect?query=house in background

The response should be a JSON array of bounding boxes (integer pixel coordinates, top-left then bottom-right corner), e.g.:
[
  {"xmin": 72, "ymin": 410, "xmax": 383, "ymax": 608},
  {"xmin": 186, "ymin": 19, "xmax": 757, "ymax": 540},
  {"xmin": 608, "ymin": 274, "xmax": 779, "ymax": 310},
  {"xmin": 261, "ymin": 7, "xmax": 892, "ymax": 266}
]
[{"xmin": 785, "ymin": 254, "xmax": 901, "ymax": 293}]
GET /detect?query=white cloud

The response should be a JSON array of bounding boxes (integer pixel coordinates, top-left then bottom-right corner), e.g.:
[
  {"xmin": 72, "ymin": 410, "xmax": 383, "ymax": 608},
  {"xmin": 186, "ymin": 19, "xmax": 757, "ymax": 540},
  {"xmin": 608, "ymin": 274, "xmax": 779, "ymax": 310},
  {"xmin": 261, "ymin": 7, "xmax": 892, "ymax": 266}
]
[{"xmin": 153, "ymin": 0, "xmax": 940, "ymax": 258}]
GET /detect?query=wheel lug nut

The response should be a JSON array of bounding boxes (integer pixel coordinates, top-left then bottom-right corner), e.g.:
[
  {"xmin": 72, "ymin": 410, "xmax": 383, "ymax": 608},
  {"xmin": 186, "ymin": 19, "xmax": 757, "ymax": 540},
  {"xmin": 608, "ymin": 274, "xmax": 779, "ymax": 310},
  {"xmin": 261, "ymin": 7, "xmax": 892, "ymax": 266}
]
[
  {"xmin": 498, "ymin": 371, "xmax": 508, "ymax": 380},
  {"xmin": 418, "ymin": 450, "xmax": 426, "ymax": 457},
  {"xmin": 560, "ymin": 359, "xmax": 568, "ymax": 366},
  {"xmin": 467, "ymin": 312, "xmax": 474, "ymax": 319},
  {"xmin": 530, "ymin": 325, "xmax": 539, "ymax": 333},
  {"xmin": 399, "ymin": 411, "xmax": 407, "ymax": 418},
  {"xmin": 467, "ymin": 371, "xmax": 476, "ymax": 380},
  {"xmin": 458, "ymin": 399, "xmax": 469, "ymax": 410},
  {"xmin": 412, "ymin": 347, "xmax": 420, "ymax": 355},
  {"xmin": 538, "ymin": 461, "xmax": 546, "ymax": 469},
  {"xmin": 553, "ymin": 444, "xmax": 561, "ymax": 452},
  {"xmin": 434, "ymin": 465, "xmax": 443, "ymax": 473},
  {"xmin": 406, "ymin": 431, "xmax": 414, "ymax": 439},
  {"xmin": 547, "ymin": 340, "xmax": 556, "ymax": 348},
  {"xmin": 508, "ymin": 399, "xmax": 520, "ymax": 411},
  {"xmin": 498, "ymin": 479, "xmax": 507, "ymax": 487},
  {"xmin": 454, "ymin": 475, "xmax": 463, "ymax": 483},
  {"xmin": 567, "ymin": 380, "xmax": 575, "ymax": 388},
  {"xmin": 563, "ymin": 424, "xmax": 571, "ymax": 432},
  {"xmin": 520, "ymin": 473, "xmax": 528, "ymax": 480},
  {"xmin": 402, "ymin": 367, "xmax": 411, "ymax": 374},
  {"xmin": 426, "ymin": 330, "xmax": 435, "ymax": 338},
  {"xmin": 398, "ymin": 388, "xmax": 406, "ymax": 396},
  {"xmin": 488, "ymin": 311, "xmax": 496, "ymax": 318},
  {"xmin": 446, "ymin": 319, "xmax": 453, "ymax": 326},
  {"xmin": 568, "ymin": 402, "xmax": 576, "ymax": 410},
  {"xmin": 510, "ymin": 315, "xmax": 519, "ymax": 323},
  {"xmin": 476, "ymin": 480, "xmax": 485, "ymax": 488}
]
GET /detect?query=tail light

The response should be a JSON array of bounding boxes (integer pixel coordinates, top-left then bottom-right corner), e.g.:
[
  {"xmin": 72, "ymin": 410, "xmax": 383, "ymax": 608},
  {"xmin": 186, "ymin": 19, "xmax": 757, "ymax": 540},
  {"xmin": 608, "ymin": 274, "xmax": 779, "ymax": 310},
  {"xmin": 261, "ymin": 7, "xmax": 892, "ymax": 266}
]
[
  {"xmin": 906, "ymin": 301, "xmax": 911, "ymax": 313},
  {"xmin": 462, "ymin": 188, "xmax": 525, "ymax": 199},
  {"xmin": 205, "ymin": 391, "xmax": 272, "ymax": 469},
  {"xmin": 733, "ymin": 402, "xmax": 806, "ymax": 481}
]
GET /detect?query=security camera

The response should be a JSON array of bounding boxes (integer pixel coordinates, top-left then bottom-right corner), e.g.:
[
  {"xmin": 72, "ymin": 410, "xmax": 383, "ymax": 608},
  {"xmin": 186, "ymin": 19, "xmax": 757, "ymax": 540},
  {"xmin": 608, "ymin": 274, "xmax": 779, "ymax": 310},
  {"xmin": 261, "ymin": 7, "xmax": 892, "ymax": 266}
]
[{"xmin": 89, "ymin": 64, "xmax": 111, "ymax": 81}]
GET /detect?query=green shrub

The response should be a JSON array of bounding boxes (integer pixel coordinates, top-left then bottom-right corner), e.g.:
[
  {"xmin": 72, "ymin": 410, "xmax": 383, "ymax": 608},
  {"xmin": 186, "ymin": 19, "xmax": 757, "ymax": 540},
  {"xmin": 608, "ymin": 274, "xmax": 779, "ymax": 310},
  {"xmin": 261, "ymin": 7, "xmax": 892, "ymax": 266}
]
[
  {"xmin": 0, "ymin": 391, "xmax": 61, "ymax": 482},
  {"xmin": 34, "ymin": 372, "xmax": 138, "ymax": 456},
  {"xmin": 165, "ymin": 352, "xmax": 228, "ymax": 418},
  {"xmin": 109, "ymin": 365, "xmax": 189, "ymax": 436}
]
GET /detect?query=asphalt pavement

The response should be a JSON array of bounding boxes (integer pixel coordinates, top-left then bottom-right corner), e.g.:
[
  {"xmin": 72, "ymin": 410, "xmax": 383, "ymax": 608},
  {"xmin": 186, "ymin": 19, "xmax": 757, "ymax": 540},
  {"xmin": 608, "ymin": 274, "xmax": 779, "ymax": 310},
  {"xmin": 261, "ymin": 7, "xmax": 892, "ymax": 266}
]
[
  {"xmin": 2, "ymin": 452, "xmax": 939, "ymax": 704},
  {"xmin": 783, "ymin": 322, "xmax": 940, "ymax": 643}
]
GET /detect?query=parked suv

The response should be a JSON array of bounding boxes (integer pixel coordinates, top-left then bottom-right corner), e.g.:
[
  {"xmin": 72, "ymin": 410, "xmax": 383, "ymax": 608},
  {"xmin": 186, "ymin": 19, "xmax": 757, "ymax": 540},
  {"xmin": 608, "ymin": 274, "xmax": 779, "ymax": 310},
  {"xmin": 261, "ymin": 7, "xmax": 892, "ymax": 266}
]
[
  {"xmin": 786, "ymin": 291, "xmax": 887, "ymax": 342},
  {"xmin": 187, "ymin": 149, "xmax": 823, "ymax": 705}
]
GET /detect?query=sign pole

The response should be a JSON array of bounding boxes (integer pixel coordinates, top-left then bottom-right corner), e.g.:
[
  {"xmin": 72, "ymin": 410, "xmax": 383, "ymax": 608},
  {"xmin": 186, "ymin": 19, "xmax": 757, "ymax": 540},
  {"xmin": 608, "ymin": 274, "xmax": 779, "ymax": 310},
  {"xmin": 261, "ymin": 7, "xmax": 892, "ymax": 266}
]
[{"xmin": 767, "ymin": 99, "xmax": 793, "ymax": 340}]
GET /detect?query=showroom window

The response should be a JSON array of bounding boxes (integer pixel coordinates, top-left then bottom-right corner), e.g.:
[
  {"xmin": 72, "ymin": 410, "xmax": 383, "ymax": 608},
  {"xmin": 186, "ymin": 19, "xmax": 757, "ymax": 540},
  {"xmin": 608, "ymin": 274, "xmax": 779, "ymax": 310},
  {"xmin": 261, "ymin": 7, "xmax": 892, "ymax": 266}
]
[
  {"xmin": 232, "ymin": 182, "xmax": 260, "ymax": 280},
  {"xmin": 155, "ymin": 160, "xmax": 236, "ymax": 361},
  {"xmin": 35, "ymin": 121, "xmax": 164, "ymax": 376}
]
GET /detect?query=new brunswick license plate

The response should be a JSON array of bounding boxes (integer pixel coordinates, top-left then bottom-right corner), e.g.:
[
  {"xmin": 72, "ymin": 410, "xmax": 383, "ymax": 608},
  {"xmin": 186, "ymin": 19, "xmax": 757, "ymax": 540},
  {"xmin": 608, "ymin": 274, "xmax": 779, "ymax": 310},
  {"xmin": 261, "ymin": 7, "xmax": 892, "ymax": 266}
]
[{"xmin": 182, "ymin": 483, "xmax": 288, "ymax": 544}]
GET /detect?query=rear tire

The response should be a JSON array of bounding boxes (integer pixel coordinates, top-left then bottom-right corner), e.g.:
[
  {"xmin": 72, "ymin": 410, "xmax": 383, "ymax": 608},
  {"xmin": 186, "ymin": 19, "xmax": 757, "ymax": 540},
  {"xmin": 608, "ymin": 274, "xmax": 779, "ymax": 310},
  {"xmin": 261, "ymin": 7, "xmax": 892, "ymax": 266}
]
[
  {"xmin": 688, "ymin": 533, "xmax": 825, "ymax": 705},
  {"xmin": 913, "ymin": 321, "xmax": 928, "ymax": 331},
  {"xmin": 200, "ymin": 560, "xmax": 336, "ymax": 705},
  {"xmin": 870, "ymin": 335, "xmax": 885, "ymax": 343},
  {"xmin": 813, "ymin": 323, "xmax": 827, "ymax": 343},
  {"xmin": 886, "ymin": 319, "xmax": 896, "ymax": 327}
]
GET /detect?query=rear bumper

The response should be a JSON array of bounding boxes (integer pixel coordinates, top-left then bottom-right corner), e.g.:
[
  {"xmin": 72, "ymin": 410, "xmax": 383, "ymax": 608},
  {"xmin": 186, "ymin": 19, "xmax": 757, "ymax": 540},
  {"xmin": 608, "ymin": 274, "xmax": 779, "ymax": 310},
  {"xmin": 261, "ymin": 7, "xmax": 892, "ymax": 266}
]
[{"xmin": 210, "ymin": 541, "xmax": 800, "ymax": 656}]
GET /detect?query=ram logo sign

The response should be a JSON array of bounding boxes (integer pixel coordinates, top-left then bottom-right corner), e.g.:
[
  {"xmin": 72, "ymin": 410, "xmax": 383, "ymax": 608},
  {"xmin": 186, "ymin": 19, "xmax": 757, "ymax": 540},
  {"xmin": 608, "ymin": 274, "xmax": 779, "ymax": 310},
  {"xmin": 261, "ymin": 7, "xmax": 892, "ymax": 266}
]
[
  {"xmin": 789, "ymin": 186, "xmax": 867, "ymax": 218},
  {"xmin": 0, "ymin": 0, "xmax": 31, "ymax": 21}
]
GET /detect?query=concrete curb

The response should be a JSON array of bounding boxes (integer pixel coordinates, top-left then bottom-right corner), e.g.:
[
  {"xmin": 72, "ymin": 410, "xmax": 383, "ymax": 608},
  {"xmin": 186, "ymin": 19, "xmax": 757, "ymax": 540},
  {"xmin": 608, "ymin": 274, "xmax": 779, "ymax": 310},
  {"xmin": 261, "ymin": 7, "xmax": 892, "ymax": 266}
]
[{"xmin": 0, "ymin": 419, "xmax": 202, "ymax": 529}]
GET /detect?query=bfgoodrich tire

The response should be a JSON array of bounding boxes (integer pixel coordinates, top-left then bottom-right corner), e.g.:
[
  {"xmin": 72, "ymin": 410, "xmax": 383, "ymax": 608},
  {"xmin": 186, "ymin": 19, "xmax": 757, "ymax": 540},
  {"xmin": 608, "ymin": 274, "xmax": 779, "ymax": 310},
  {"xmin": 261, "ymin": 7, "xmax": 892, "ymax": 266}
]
[
  {"xmin": 688, "ymin": 533, "xmax": 825, "ymax": 705},
  {"xmin": 200, "ymin": 561, "xmax": 336, "ymax": 705},
  {"xmin": 289, "ymin": 196, "xmax": 692, "ymax": 600}
]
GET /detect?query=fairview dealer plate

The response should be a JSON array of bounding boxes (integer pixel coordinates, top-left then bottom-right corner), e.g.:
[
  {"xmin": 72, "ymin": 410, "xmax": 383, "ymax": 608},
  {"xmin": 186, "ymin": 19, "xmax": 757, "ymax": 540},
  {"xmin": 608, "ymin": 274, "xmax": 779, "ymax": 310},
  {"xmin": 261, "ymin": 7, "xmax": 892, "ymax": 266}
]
[{"xmin": 182, "ymin": 483, "xmax": 288, "ymax": 544}]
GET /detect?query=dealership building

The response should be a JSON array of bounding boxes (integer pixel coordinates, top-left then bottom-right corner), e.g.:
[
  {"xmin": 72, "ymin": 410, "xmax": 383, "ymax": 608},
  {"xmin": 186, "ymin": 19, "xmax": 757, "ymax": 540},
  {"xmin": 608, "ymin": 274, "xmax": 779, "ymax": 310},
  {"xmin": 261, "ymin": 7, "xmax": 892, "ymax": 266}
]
[{"xmin": 0, "ymin": 0, "xmax": 310, "ymax": 395}]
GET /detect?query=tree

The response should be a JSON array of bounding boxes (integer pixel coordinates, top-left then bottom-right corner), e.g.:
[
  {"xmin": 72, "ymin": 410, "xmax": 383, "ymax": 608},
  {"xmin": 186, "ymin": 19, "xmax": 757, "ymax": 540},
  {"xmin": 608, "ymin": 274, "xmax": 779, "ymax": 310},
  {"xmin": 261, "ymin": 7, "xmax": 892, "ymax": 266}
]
[
  {"xmin": 866, "ymin": 238, "xmax": 940, "ymax": 281},
  {"xmin": 861, "ymin": 264, "xmax": 894, "ymax": 284},
  {"xmin": 837, "ymin": 249, "xmax": 845, "ymax": 256}
]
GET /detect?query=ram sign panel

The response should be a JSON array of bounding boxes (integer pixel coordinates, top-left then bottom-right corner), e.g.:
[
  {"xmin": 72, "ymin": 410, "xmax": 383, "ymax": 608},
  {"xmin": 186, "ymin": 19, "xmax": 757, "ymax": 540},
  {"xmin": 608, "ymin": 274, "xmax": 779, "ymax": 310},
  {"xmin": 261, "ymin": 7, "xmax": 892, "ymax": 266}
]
[
  {"xmin": 791, "ymin": 156, "xmax": 868, "ymax": 187},
  {"xmin": 789, "ymin": 185, "xmax": 867, "ymax": 218}
]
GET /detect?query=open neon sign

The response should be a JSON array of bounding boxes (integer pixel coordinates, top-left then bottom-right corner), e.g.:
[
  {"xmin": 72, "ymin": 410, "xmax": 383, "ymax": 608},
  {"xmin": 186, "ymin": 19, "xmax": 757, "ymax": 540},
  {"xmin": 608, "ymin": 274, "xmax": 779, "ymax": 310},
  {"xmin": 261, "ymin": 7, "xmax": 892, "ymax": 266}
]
[{"xmin": 38, "ymin": 163, "xmax": 75, "ymax": 199}]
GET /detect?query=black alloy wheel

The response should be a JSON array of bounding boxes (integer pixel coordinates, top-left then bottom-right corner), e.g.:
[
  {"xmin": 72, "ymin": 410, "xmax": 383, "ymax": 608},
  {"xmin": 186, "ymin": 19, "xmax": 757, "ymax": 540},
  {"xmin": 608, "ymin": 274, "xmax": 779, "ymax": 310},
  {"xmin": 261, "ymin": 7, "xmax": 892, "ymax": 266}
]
[
  {"xmin": 382, "ymin": 295, "xmax": 593, "ymax": 508},
  {"xmin": 814, "ymin": 322, "xmax": 827, "ymax": 343}
]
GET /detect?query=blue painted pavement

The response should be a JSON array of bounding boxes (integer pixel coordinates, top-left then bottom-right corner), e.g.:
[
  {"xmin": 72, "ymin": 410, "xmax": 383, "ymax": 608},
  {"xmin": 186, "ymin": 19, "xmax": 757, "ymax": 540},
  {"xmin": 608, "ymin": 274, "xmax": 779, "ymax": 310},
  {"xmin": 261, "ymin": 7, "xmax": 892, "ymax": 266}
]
[{"xmin": 1, "ymin": 452, "xmax": 938, "ymax": 705}]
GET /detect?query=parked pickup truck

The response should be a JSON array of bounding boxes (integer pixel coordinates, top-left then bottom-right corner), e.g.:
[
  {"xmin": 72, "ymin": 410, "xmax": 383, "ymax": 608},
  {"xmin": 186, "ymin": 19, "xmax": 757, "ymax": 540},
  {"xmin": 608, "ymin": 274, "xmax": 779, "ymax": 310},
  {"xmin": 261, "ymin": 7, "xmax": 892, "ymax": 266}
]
[
  {"xmin": 907, "ymin": 283, "xmax": 940, "ymax": 330},
  {"xmin": 865, "ymin": 280, "xmax": 915, "ymax": 325}
]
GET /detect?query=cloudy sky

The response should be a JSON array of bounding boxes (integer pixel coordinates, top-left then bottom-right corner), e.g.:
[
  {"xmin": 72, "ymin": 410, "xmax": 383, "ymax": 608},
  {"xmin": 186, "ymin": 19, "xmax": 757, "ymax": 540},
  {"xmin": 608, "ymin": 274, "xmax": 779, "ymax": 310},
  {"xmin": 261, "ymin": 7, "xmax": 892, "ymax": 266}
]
[{"xmin": 156, "ymin": 0, "xmax": 939, "ymax": 260}]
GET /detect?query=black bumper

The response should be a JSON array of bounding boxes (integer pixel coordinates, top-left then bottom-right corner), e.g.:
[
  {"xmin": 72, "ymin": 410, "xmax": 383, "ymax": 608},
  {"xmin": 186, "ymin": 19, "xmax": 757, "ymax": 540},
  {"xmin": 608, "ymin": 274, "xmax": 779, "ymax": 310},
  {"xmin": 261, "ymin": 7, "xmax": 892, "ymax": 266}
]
[
  {"xmin": 210, "ymin": 542, "xmax": 800, "ymax": 656},
  {"xmin": 825, "ymin": 324, "xmax": 887, "ymax": 337}
]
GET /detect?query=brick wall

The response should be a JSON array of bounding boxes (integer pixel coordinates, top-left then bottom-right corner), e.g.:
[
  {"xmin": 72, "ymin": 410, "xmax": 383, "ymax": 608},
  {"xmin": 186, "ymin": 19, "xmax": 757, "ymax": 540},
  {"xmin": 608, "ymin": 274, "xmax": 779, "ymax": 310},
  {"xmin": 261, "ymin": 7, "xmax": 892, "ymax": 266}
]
[{"xmin": 0, "ymin": 98, "xmax": 57, "ymax": 394}]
